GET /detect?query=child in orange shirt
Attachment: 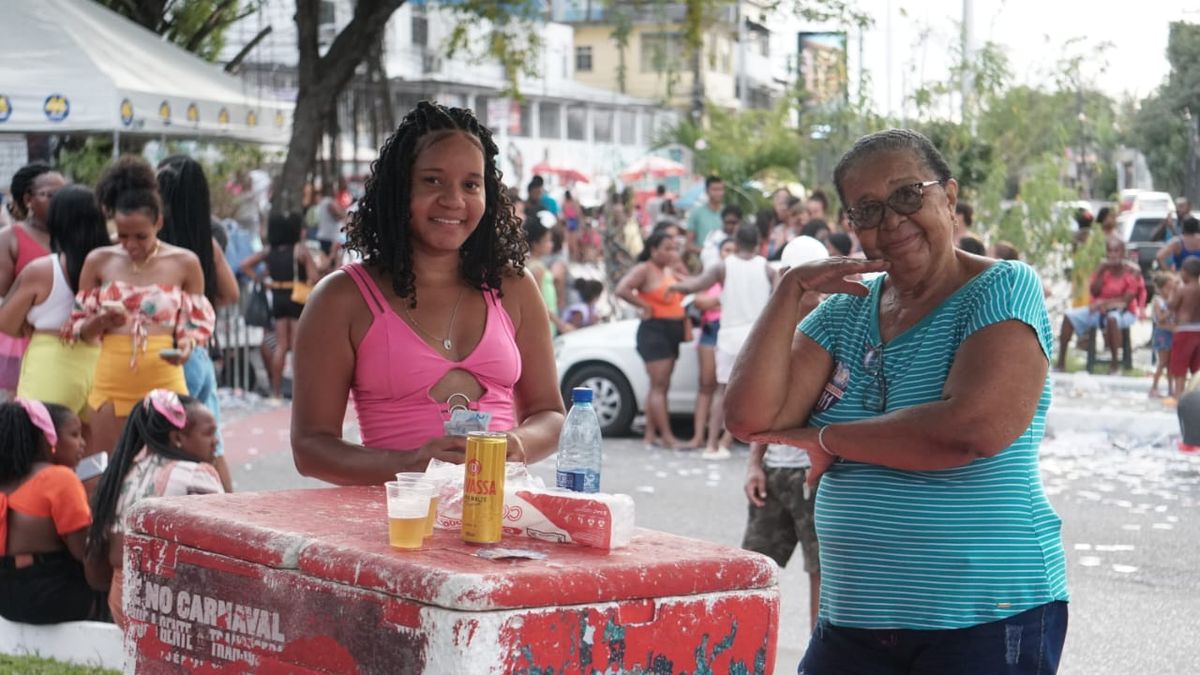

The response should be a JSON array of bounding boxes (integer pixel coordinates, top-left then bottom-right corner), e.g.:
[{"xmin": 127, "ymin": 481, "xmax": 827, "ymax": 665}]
[{"xmin": 0, "ymin": 399, "xmax": 105, "ymax": 624}]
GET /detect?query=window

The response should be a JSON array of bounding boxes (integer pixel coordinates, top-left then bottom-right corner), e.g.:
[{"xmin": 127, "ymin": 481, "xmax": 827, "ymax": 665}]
[
  {"xmin": 567, "ymin": 106, "xmax": 587, "ymax": 140},
  {"xmin": 593, "ymin": 107, "xmax": 612, "ymax": 143},
  {"xmin": 575, "ymin": 46, "xmax": 593, "ymax": 72},
  {"xmin": 640, "ymin": 33, "xmax": 684, "ymax": 73},
  {"xmin": 411, "ymin": 12, "xmax": 428, "ymax": 47},
  {"xmin": 539, "ymin": 103, "xmax": 561, "ymax": 139},
  {"xmin": 475, "ymin": 95, "xmax": 490, "ymax": 128},
  {"xmin": 618, "ymin": 110, "xmax": 636, "ymax": 145}
]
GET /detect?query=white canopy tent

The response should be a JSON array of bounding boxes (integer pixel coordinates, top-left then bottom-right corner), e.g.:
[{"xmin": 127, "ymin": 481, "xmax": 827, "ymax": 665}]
[{"xmin": 0, "ymin": 0, "xmax": 292, "ymax": 146}]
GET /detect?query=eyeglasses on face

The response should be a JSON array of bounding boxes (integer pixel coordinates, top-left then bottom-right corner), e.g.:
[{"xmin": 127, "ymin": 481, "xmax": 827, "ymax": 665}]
[
  {"xmin": 862, "ymin": 342, "xmax": 887, "ymax": 413},
  {"xmin": 846, "ymin": 179, "xmax": 947, "ymax": 231}
]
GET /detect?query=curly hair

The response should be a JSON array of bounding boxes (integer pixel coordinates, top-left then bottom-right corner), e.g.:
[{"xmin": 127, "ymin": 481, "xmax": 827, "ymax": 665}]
[
  {"xmin": 95, "ymin": 154, "xmax": 161, "ymax": 220},
  {"xmin": 345, "ymin": 100, "xmax": 526, "ymax": 307}
]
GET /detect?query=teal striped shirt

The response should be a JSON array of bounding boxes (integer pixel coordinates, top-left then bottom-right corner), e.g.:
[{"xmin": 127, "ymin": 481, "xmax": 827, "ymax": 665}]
[{"xmin": 799, "ymin": 260, "xmax": 1069, "ymax": 630}]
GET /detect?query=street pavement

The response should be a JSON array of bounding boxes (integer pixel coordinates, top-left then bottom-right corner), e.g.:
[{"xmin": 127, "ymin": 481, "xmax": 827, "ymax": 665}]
[{"xmin": 215, "ymin": 373, "xmax": 1199, "ymax": 675}]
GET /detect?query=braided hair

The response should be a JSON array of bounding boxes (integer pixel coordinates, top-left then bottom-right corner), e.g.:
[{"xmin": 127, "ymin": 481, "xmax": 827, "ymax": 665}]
[
  {"xmin": 832, "ymin": 129, "xmax": 952, "ymax": 207},
  {"xmin": 8, "ymin": 162, "xmax": 54, "ymax": 221},
  {"xmin": 46, "ymin": 185, "xmax": 110, "ymax": 291},
  {"xmin": 87, "ymin": 395, "xmax": 204, "ymax": 556},
  {"xmin": 157, "ymin": 156, "xmax": 217, "ymax": 303},
  {"xmin": 95, "ymin": 155, "xmax": 161, "ymax": 220},
  {"xmin": 0, "ymin": 402, "xmax": 48, "ymax": 483},
  {"xmin": 345, "ymin": 100, "xmax": 526, "ymax": 307}
]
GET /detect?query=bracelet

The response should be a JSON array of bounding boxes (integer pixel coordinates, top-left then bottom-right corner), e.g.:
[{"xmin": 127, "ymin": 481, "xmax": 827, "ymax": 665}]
[{"xmin": 817, "ymin": 425, "xmax": 838, "ymax": 458}]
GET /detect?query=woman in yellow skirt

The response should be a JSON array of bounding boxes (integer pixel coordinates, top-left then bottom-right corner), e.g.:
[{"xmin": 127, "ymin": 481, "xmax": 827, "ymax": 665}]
[
  {"xmin": 0, "ymin": 185, "xmax": 112, "ymax": 417},
  {"xmin": 66, "ymin": 157, "xmax": 214, "ymax": 456}
]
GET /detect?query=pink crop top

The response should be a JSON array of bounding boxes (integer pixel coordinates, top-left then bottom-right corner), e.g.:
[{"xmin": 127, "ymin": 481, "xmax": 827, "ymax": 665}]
[
  {"xmin": 343, "ymin": 263, "xmax": 521, "ymax": 451},
  {"xmin": 66, "ymin": 281, "xmax": 215, "ymax": 367}
]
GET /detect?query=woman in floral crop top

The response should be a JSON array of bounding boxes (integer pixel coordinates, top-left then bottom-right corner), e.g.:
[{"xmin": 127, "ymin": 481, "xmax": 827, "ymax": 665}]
[{"xmin": 67, "ymin": 156, "xmax": 214, "ymax": 458}]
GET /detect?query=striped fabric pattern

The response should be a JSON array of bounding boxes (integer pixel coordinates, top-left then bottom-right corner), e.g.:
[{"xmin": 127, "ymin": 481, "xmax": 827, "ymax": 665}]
[{"xmin": 798, "ymin": 260, "xmax": 1069, "ymax": 630}]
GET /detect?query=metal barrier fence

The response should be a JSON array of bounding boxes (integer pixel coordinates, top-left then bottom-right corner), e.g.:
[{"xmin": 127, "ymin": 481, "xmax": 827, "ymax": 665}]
[{"xmin": 214, "ymin": 295, "xmax": 266, "ymax": 395}]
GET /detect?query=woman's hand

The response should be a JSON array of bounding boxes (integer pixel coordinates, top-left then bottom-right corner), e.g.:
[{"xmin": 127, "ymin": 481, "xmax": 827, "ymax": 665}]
[
  {"xmin": 747, "ymin": 426, "xmax": 834, "ymax": 488},
  {"xmin": 744, "ymin": 463, "xmax": 767, "ymax": 507},
  {"xmin": 419, "ymin": 435, "xmax": 470, "ymax": 465},
  {"xmin": 782, "ymin": 257, "xmax": 889, "ymax": 298}
]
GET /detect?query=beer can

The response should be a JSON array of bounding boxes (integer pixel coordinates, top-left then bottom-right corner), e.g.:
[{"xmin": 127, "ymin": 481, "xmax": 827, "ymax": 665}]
[{"xmin": 461, "ymin": 431, "xmax": 507, "ymax": 544}]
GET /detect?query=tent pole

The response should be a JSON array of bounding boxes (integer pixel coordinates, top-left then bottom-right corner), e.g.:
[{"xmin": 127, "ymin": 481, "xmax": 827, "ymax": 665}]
[{"xmin": 112, "ymin": 130, "xmax": 120, "ymax": 159}]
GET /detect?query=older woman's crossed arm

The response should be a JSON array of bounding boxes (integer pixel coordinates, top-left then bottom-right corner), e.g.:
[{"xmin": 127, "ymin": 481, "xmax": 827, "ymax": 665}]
[{"xmin": 726, "ymin": 260, "xmax": 1047, "ymax": 486}]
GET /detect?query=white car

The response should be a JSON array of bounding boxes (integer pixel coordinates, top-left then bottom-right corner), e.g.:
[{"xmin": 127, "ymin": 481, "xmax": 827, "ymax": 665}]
[{"xmin": 554, "ymin": 319, "xmax": 699, "ymax": 436}]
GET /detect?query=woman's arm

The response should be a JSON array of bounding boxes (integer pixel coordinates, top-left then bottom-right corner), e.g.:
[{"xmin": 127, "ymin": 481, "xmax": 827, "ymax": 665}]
[
  {"xmin": 290, "ymin": 272, "xmax": 468, "ymax": 484},
  {"xmin": 1157, "ymin": 241, "xmax": 1179, "ymax": 270},
  {"xmin": 615, "ymin": 263, "xmax": 650, "ymax": 315},
  {"xmin": 725, "ymin": 258, "xmax": 886, "ymax": 438},
  {"xmin": 505, "ymin": 272, "xmax": 567, "ymax": 464},
  {"xmin": 211, "ymin": 239, "xmax": 240, "ymax": 307},
  {"xmin": 299, "ymin": 244, "xmax": 322, "ymax": 282},
  {"xmin": 239, "ymin": 250, "xmax": 268, "ymax": 280},
  {"xmin": 0, "ymin": 263, "xmax": 45, "ymax": 336},
  {"xmin": 551, "ymin": 261, "xmax": 569, "ymax": 313},
  {"xmin": 752, "ymin": 320, "xmax": 1048, "ymax": 481},
  {"xmin": 0, "ymin": 228, "xmax": 16, "ymax": 296},
  {"xmin": 669, "ymin": 263, "xmax": 722, "ymax": 295}
]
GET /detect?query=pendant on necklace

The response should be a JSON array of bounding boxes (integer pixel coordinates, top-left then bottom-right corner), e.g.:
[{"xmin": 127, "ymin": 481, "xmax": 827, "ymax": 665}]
[{"xmin": 443, "ymin": 339, "xmax": 453, "ymax": 351}]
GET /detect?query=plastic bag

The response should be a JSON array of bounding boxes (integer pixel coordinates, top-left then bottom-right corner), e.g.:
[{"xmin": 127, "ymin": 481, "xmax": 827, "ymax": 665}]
[
  {"xmin": 426, "ymin": 459, "xmax": 635, "ymax": 550},
  {"xmin": 244, "ymin": 282, "xmax": 272, "ymax": 328}
]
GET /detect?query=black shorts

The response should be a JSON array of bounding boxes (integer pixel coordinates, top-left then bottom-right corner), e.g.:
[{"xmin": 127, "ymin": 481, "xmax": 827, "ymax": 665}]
[
  {"xmin": 271, "ymin": 289, "xmax": 304, "ymax": 320},
  {"xmin": 636, "ymin": 318, "xmax": 685, "ymax": 362},
  {"xmin": 317, "ymin": 239, "xmax": 334, "ymax": 256},
  {"xmin": 0, "ymin": 551, "xmax": 108, "ymax": 624}
]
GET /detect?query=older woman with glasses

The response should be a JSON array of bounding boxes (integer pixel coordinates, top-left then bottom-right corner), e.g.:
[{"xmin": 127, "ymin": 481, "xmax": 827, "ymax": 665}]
[{"xmin": 726, "ymin": 129, "xmax": 1069, "ymax": 674}]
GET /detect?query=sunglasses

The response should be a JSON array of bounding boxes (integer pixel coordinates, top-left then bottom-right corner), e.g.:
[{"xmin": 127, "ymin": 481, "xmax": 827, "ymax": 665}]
[
  {"xmin": 846, "ymin": 179, "xmax": 947, "ymax": 231},
  {"xmin": 862, "ymin": 342, "xmax": 887, "ymax": 413}
]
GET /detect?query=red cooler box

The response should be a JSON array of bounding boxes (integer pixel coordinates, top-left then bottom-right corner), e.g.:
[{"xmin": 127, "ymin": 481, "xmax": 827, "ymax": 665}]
[{"xmin": 122, "ymin": 487, "xmax": 779, "ymax": 674}]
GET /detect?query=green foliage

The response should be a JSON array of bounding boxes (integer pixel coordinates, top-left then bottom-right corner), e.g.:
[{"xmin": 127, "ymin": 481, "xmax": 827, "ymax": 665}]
[
  {"xmin": 1167, "ymin": 22, "xmax": 1200, "ymax": 115},
  {"xmin": 1125, "ymin": 91, "xmax": 1190, "ymax": 197},
  {"xmin": 57, "ymin": 138, "xmax": 115, "ymax": 187},
  {"xmin": 443, "ymin": 1, "xmax": 545, "ymax": 96},
  {"xmin": 990, "ymin": 155, "xmax": 1074, "ymax": 267},
  {"xmin": 659, "ymin": 100, "xmax": 802, "ymax": 209},
  {"xmin": 94, "ymin": 0, "xmax": 260, "ymax": 62}
]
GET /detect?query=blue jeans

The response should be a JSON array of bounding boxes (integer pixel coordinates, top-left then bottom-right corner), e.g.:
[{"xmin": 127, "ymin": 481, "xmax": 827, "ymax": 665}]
[
  {"xmin": 183, "ymin": 347, "xmax": 224, "ymax": 457},
  {"xmin": 799, "ymin": 602, "xmax": 1068, "ymax": 675}
]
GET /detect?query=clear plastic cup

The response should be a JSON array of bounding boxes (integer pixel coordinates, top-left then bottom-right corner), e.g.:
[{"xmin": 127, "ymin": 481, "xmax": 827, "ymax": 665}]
[
  {"xmin": 384, "ymin": 480, "xmax": 434, "ymax": 550},
  {"xmin": 396, "ymin": 472, "xmax": 443, "ymax": 536}
]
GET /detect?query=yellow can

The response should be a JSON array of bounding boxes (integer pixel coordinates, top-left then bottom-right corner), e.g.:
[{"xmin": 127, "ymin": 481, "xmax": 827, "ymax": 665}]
[{"xmin": 461, "ymin": 431, "xmax": 507, "ymax": 544}]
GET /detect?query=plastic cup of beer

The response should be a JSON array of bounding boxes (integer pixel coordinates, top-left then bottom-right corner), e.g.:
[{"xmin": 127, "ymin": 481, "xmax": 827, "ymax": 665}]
[
  {"xmin": 396, "ymin": 472, "xmax": 442, "ymax": 536},
  {"xmin": 384, "ymin": 480, "xmax": 434, "ymax": 550}
]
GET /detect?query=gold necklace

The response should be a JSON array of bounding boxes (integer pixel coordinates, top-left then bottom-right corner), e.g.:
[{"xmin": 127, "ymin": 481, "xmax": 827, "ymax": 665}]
[
  {"xmin": 403, "ymin": 287, "xmax": 467, "ymax": 352},
  {"xmin": 131, "ymin": 240, "xmax": 161, "ymax": 273}
]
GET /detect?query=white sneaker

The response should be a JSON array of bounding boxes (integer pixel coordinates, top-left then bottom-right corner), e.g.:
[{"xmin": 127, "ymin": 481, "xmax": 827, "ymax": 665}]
[{"xmin": 701, "ymin": 447, "xmax": 732, "ymax": 461}]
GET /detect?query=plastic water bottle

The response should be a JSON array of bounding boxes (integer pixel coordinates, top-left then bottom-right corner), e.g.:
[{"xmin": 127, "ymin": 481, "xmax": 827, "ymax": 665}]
[{"xmin": 556, "ymin": 387, "xmax": 602, "ymax": 492}]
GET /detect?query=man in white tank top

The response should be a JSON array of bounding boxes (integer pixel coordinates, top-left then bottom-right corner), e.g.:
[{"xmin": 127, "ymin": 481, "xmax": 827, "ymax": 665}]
[{"xmin": 671, "ymin": 224, "xmax": 776, "ymax": 459}]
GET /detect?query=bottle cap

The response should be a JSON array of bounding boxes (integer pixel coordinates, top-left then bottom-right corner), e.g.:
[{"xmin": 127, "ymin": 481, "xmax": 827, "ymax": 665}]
[{"xmin": 571, "ymin": 387, "xmax": 593, "ymax": 403}]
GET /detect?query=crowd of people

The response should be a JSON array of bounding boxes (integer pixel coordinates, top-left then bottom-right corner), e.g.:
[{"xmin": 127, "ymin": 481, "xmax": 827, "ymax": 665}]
[{"xmin": 0, "ymin": 101, "xmax": 1093, "ymax": 672}]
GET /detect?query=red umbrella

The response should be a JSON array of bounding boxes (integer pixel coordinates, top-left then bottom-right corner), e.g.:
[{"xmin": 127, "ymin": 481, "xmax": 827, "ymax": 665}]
[
  {"xmin": 531, "ymin": 161, "xmax": 591, "ymax": 184},
  {"xmin": 619, "ymin": 156, "xmax": 686, "ymax": 183}
]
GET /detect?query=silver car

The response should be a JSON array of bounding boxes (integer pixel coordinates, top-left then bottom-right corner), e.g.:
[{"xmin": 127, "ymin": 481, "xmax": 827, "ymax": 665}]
[{"xmin": 554, "ymin": 320, "xmax": 700, "ymax": 436}]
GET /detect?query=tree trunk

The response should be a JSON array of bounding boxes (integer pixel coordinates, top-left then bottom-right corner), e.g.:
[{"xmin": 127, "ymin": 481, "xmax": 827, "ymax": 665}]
[{"xmin": 274, "ymin": 0, "xmax": 406, "ymax": 216}]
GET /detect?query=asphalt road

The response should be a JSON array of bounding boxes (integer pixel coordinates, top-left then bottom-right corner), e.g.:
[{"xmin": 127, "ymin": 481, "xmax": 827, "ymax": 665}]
[{"xmin": 219, "ymin": 377, "xmax": 1200, "ymax": 675}]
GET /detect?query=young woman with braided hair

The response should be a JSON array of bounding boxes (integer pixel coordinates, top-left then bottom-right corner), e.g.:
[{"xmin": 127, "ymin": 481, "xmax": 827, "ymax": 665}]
[
  {"xmin": 290, "ymin": 101, "xmax": 564, "ymax": 485},
  {"xmin": 157, "ymin": 155, "xmax": 240, "ymax": 491},
  {"xmin": 85, "ymin": 389, "xmax": 222, "ymax": 628},
  {"xmin": 0, "ymin": 399, "xmax": 107, "ymax": 624}
]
